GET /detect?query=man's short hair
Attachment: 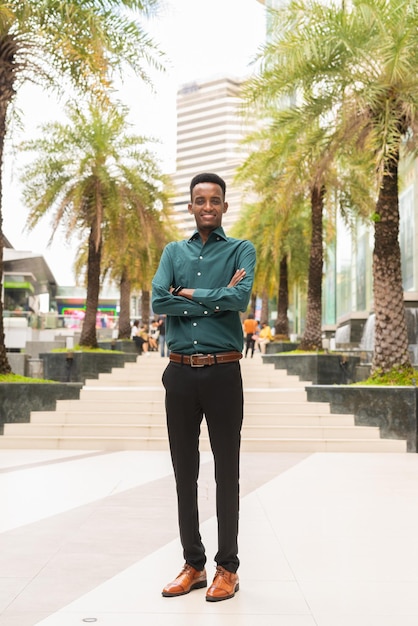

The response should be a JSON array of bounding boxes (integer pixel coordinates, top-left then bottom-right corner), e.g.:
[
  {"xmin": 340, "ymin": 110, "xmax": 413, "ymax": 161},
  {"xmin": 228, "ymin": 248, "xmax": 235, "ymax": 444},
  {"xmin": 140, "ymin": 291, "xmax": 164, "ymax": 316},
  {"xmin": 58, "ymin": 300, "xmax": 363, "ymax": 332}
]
[{"xmin": 190, "ymin": 173, "xmax": 226, "ymax": 200}]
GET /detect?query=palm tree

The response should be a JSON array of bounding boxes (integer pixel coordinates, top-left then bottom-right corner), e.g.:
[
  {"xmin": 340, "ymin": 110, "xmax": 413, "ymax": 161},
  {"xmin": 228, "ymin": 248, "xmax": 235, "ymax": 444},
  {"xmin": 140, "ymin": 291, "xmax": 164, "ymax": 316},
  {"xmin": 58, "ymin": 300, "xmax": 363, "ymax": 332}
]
[
  {"xmin": 235, "ymin": 108, "xmax": 366, "ymax": 350},
  {"xmin": 20, "ymin": 100, "xmax": 169, "ymax": 348},
  {"xmin": 233, "ymin": 123, "xmax": 310, "ymax": 333},
  {"xmin": 246, "ymin": 0, "xmax": 415, "ymax": 372},
  {"xmin": 101, "ymin": 180, "xmax": 179, "ymax": 339},
  {"xmin": 0, "ymin": 0, "xmax": 164, "ymax": 371},
  {"xmin": 232, "ymin": 194, "xmax": 310, "ymax": 339}
]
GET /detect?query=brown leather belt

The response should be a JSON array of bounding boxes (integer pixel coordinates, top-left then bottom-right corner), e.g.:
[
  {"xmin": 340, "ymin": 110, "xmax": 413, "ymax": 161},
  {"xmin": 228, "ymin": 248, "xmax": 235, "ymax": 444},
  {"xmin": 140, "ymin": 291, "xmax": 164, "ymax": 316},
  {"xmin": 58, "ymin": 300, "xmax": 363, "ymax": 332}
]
[{"xmin": 169, "ymin": 351, "xmax": 242, "ymax": 367}]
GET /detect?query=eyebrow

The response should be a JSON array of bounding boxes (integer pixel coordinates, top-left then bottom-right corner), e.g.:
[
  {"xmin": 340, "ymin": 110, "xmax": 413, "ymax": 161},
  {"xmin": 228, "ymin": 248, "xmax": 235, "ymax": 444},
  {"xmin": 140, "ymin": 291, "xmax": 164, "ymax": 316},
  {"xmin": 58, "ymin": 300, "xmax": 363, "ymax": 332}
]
[{"xmin": 194, "ymin": 194, "xmax": 222, "ymax": 201}]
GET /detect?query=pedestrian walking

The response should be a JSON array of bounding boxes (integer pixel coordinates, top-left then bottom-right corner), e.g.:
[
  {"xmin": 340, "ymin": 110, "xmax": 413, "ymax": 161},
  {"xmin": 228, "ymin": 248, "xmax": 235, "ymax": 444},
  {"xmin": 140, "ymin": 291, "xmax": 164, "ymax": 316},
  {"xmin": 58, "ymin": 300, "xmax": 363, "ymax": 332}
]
[{"xmin": 242, "ymin": 313, "xmax": 259, "ymax": 357}]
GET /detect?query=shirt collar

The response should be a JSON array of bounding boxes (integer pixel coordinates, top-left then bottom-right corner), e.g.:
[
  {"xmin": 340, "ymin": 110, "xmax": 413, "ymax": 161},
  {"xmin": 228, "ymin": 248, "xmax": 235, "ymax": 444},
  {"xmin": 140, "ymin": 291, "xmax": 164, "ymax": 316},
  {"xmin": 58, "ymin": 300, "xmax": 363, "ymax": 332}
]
[{"xmin": 188, "ymin": 226, "xmax": 228, "ymax": 243}]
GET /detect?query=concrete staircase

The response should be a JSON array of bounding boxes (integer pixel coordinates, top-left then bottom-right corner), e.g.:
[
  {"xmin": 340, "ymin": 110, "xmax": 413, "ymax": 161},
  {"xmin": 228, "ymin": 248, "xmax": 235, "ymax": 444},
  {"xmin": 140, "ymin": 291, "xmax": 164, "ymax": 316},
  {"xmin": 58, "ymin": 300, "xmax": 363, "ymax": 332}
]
[{"xmin": 0, "ymin": 352, "xmax": 406, "ymax": 452}]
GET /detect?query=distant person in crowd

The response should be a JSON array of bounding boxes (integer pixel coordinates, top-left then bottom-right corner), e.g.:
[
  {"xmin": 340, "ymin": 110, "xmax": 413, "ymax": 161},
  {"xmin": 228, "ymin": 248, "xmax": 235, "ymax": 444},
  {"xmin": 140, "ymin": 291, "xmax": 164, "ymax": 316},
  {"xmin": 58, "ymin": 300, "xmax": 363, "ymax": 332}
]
[
  {"xmin": 157, "ymin": 315, "xmax": 168, "ymax": 357},
  {"xmin": 138, "ymin": 323, "xmax": 150, "ymax": 356},
  {"xmin": 256, "ymin": 321, "xmax": 274, "ymax": 354},
  {"xmin": 242, "ymin": 312, "xmax": 259, "ymax": 358},
  {"xmin": 149, "ymin": 320, "xmax": 160, "ymax": 351},
  {"xmin": 131, "ymin": 319, "xmax": 149, "ymax": 355}
]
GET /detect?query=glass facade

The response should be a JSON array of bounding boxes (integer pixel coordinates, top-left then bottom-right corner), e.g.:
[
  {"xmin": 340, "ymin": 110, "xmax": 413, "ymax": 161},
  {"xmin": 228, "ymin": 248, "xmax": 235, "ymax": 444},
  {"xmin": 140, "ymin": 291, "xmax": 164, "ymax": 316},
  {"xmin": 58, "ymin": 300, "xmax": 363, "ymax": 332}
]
[
  {"xmin": 323, "ymin": 180, "xmax": 416, "ymax": 330},
  {"xmin": 335, "ymin": 215, "xmax": 353, "ymax": 319},
  {"xmin": 322, "ymin": 239, "xmax": 336, "ymax": 325},
  {"xmin": 400, "ymin": 185, "xmax": 415, "ymax": 291}
]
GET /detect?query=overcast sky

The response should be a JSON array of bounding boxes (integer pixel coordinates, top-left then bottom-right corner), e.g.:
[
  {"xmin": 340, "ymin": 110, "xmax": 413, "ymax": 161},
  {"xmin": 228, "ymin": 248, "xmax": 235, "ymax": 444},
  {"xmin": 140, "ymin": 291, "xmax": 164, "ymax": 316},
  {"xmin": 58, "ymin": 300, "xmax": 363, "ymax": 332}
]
[{"xmin": 3, "ymin": 0, "xmax": 266, "ymax": 286}]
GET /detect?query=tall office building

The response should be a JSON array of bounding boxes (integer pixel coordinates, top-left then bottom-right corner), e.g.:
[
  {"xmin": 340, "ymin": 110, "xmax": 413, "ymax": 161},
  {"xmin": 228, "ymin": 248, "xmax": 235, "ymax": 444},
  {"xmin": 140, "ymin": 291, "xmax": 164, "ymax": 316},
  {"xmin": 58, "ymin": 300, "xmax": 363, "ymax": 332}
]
[{"xmin": 170, "ymin": 75, "xmax": 255, "ymax": 236}]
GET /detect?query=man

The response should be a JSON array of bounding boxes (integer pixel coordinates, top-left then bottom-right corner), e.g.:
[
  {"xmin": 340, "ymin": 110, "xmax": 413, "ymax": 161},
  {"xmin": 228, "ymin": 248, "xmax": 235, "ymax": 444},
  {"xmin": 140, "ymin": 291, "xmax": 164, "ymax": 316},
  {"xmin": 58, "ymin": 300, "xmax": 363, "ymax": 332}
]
[{"xmin": 151, "ymin": 172, "xmax": 255, "ymax": 602}]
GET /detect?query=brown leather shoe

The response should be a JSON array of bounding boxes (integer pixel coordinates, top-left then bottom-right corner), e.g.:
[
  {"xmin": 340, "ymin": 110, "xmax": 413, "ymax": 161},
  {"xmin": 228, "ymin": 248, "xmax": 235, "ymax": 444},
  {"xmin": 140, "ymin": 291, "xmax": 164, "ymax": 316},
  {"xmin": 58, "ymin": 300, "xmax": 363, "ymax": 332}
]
[
  {"xmin": 162, "ymin": 563, "xmax": 207, "ymax": 597},
  {"xmin": 206, "ymin": 565, "xmax": 239, "ymax": 602}
]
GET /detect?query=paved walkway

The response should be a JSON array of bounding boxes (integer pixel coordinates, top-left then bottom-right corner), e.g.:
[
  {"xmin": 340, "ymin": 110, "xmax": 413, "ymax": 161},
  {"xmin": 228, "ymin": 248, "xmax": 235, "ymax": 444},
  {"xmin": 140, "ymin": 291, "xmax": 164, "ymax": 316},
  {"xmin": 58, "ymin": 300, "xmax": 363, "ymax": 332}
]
[
  {"xmin": 2, "ymin": 449, "xmax": 418, "ymax": 625},
  {"xmin": 1, "ymin": 355, "xmax": 418, "ymax": 624}
]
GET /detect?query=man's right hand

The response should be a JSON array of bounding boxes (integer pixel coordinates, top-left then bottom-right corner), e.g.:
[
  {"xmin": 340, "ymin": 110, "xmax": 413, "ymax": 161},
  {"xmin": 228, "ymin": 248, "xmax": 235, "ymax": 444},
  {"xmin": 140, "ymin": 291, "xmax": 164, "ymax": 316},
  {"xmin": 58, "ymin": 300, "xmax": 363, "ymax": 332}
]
[{"xmin": 227, "ymin": 268, "xmax": 246, "ymax": 288}]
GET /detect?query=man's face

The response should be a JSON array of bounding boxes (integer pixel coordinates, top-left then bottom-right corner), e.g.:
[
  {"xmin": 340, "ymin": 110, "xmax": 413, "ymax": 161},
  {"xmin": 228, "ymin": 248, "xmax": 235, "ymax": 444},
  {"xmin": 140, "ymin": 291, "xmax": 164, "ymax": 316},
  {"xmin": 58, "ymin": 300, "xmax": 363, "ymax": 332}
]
[{"xmin": 188, "ymin": 182, "xmax": 228, "ymax": 233}]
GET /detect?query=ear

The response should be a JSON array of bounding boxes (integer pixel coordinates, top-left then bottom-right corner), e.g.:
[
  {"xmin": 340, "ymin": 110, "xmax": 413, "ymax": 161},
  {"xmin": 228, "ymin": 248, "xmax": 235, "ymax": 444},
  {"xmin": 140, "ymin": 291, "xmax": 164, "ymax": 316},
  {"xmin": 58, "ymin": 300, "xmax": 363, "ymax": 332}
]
[
  {"xmin": 223, "ymin": 201, "xmax": 228, "ymax": 213},
  {"xmin": 187, "ymin": 202, "xmax": 193, "ymax": 215}
]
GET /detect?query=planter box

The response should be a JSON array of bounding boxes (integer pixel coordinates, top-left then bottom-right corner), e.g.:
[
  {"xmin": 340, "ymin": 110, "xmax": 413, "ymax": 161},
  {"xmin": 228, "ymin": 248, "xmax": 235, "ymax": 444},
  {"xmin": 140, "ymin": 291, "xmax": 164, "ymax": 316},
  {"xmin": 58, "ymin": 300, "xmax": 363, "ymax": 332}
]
[
  {"xmin": 40, "ymin": 351, "xmax": 138, "ymax": 383},
  {"xmin": 265, "ymin": 341, "xmax": 299, "ymax": 354},
  {"xmin": 0, "ymin": 383, "xmax": 82, "ymax": 434},
  {"xmin": 263, "ymin": 353, "xmax": 361, "ymax": 384},
  {"xmin": 25, "ymin": 340, "xmax": 67, "ymax": 358},
  {"xmin": 7, "ymin": 353, "xmax": 28, "ymax": 376},
  {"xmin": 307, "ymin": 385, "xmax": 417, "ymax": 452},
  {"xmin": 98, "ymin": 340, "xmax": 138, "ymax": 354}
]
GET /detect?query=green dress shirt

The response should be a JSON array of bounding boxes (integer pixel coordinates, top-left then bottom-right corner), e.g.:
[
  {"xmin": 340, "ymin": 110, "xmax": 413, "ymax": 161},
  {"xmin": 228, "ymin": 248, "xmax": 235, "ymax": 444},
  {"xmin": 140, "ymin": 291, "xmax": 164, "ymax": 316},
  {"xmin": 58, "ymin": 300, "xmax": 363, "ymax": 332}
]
[{"xmin": 151, "ymin": 227, "xmax": 256, "ymax": 355}]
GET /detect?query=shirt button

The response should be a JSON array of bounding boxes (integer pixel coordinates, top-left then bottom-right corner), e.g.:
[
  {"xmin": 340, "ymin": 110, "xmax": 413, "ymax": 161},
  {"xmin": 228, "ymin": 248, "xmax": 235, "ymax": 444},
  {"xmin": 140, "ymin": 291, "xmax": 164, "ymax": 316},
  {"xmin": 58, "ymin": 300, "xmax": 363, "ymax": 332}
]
[
  {"xmin": 215, "ymin": 306, "xmax": 220, "ymax": 310},
  {"xmin": 197, "ymin": 272, "xmax": 201, "ymax": 276},
  {"xmin": 204, "ymin": 311, "xmax": 208, "ymax": 314},
  {"xmin": 193, "ymin": 322, "xmax": 197, "ymax": 326},
  {"xmin": 193, "ymin": 340, "xmax": 197, "ymax": 344},
  {"xmin": 183, "ymin": 311, "xmax": 188, "ymax": 315},
  {"xmin": 199, "ymin": 255, "xmax": 203, "ymax": 259}
]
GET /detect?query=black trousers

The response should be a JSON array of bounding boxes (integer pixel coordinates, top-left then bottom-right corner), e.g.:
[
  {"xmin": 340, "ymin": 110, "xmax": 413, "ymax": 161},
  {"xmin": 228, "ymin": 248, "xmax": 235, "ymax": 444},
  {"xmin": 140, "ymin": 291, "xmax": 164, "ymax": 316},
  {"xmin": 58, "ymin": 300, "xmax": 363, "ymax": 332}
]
[{"xmin": 162, "ymin": 361, "xmax": 243, "ymax": 573}]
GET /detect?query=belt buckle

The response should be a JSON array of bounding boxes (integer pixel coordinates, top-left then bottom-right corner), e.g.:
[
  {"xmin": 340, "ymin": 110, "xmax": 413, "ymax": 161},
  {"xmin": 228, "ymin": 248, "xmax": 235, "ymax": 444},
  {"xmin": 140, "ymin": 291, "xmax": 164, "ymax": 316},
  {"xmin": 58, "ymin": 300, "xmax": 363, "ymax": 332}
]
[{"xmin": 190, "ymin": 353, "xmax": 206, "ymax": 367}]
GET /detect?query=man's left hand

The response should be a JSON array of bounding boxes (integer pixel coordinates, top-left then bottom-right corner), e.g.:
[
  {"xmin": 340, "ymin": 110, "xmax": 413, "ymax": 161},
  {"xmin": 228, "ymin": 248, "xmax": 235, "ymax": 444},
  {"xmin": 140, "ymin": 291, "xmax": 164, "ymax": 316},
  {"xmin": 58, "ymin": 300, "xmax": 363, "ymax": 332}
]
[{"xmin": 227, "ymin": 268, "xmax": 246, "ymax": 287}]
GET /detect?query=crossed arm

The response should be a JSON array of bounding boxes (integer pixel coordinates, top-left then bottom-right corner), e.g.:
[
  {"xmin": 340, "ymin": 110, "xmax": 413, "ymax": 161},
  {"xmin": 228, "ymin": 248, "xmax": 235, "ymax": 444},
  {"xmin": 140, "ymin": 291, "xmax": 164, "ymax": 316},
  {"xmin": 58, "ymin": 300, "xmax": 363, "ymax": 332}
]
[{"xmin": 170, "ymin": 268, "xmax": 246, "ymax": 300}]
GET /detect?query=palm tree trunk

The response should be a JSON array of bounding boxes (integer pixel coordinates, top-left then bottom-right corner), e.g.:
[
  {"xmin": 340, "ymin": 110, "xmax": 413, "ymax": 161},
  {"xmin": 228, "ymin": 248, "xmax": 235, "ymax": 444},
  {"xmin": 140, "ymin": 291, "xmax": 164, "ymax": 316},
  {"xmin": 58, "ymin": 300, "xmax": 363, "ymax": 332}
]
[
  {"xmin": 260, "ymin": 290, "xmax": 269, "ymax": 323},
  {"xmin": 79, "ymin": 225, "xmax": 101, "ymax": 348},
  {"xmin": 371, "ymin": 155, "xmax": 411, "ymax": 374},
  {"xmin": 141, "ymin": 290, "xmax": 150, "ymax": 327},
  {"xmin": 118, "ymin": 269, "xmax": 131, "ymax": 339},
  {"xmin": 299, "ymin": 185, "xmax": 324, "ymax": 351},
  {"xmin": 250, "ymin": 293, "xmax": 257, "ymax": 317},
  {"xmin": 275, "ymin": 254, "xmax": 289, "ymax": 338},
  {"xmin": 0, "ymin": 37, "xmax": 16, "ymax": 374}
]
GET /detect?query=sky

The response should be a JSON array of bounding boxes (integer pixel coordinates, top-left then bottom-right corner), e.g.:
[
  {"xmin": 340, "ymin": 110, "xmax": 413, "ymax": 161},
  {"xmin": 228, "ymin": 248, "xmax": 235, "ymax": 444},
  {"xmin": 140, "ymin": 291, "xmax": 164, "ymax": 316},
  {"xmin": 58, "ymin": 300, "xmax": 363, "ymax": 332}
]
[{"xmin": 3, "ymin": 0, "xmax": 266, "ymax": 286}]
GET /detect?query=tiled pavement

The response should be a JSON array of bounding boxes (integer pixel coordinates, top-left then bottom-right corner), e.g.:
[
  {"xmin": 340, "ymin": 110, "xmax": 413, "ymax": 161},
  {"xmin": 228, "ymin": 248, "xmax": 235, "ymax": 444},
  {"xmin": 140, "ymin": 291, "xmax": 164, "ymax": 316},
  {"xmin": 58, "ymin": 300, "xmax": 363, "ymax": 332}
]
[{"xmin": 2, "ymin": 449, "xmax": 418, "ymax": 625}]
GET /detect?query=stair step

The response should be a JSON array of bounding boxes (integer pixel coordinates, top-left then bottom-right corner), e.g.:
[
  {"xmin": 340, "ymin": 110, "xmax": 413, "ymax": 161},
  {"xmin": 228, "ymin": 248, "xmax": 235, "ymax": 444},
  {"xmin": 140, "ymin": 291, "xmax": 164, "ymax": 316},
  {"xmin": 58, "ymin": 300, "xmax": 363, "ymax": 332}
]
[
  {"xmin": 4, "ymin": 422, "xmax": 384, "ymax": 440},
  {"xmin": 0, "ymin": 435, "xmax": 405, "ymax": 453},
  {"xmin": 54, "ymin": 399, "xmax": 331, "ymax": 416},
  {"xmin": 0, "ymin": 353, "xmax": 407, "ymax": 453},
  {"xmin": 87, "ymin": 377, "xmax": 307, "ymax": 389},
  {"xmin": 75, "ymin": 388, "xmax": 311, "ymax": 402},
  {"xmin": 240, "ymin": 438, "xmax": 406, "ymax": 453},
  {"xmin": 29, "ymin": 411, "xmax": 354, "ymax": 426}
]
